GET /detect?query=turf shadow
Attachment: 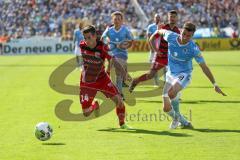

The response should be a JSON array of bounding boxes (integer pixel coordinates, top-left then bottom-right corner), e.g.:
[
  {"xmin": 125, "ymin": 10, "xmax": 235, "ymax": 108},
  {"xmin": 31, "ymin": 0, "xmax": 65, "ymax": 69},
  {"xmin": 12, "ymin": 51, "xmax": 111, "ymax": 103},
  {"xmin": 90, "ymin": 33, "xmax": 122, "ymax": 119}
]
[
  {"xmin": 97, "ymin": 128, "xmax": 192, "ymax": 137},
  {"xmin": 192, "ymin": 128, "xmax": 240, "ymax": 133},
  {"xmin": 137, "ymin": 100, "xmax": 240, "ymax": 104},
  {"xmin": 42, "ymin": 142, "xmax": 66, "ymax": 145}
]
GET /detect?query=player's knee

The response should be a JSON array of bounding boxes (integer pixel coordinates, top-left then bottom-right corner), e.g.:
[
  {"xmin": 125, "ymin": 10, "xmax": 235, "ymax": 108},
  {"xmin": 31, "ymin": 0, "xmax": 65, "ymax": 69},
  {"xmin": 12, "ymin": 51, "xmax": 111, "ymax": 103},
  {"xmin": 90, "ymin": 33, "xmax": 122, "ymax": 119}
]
[
  {"xmin": 148, "ymin": 70, "xmax": 156, "ymax": 78},
  {"xmin": 163, "ymin": 107, "xmax": 168, "ymax": 112},
  {"xmin": 148, "ymin": 73, "xmax": 154, "ymax": 79},
  {"xmin": 162, "ymin": 104, "xmax": 171, "ymax": 112},
  {"xmin": 168, "ymin": 89, "xmax": 176, "ymax": 99}
]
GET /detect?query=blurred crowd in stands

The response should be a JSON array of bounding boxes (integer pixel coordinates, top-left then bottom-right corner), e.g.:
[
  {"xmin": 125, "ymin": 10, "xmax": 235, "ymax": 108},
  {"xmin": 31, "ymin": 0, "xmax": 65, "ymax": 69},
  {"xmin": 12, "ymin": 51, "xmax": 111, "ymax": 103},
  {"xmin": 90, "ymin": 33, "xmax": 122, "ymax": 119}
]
[
  {"xmin": 0, "ymin": 0, "xmax": 239, "ymax": 42},
  {"xmin": 138, "ymin": 0, "xmax": 240, "ymax": 38},
  {"xmin": 0, "ymin": 0, "xmax": 138, "ymax": 41}
]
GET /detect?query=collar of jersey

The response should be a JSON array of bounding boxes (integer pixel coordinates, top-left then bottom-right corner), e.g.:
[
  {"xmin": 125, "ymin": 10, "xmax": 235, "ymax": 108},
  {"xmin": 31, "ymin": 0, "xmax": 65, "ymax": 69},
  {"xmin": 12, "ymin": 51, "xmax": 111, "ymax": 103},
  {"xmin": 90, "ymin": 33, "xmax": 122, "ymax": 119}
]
[
  {"xmin": 176, "ymin": 36, "xmax": 190, "ymax": 47},
  {"xmin": 113, "ymin": 25, "xmax": 123, "ymax": 33}
]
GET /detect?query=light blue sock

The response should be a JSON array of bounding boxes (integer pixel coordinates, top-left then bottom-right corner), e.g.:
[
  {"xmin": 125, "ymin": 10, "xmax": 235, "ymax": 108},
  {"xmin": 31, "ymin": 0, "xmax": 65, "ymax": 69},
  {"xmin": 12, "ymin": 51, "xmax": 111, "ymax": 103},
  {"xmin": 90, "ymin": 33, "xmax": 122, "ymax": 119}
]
[
  {"xmin": 166, "ymin": 108, "xmax": 176, "ymax": 120},
  {"xmin": 171, "ymin": 97, "xmax": 189, "ymax": 125}
]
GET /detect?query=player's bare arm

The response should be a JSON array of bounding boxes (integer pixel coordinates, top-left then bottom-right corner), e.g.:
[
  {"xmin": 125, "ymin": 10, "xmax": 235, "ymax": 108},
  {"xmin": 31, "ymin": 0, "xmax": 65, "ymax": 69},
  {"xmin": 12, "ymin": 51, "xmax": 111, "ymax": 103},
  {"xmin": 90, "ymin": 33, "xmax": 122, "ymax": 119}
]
[
  {"xmin": 199, "ymin": 61, "xmax": 227, "ymax": 96},
  {"xmin": 149, "ymin": 32, "xmax": 159, "ymax": 54},
  {"xmin": 118, "ymin": 40, "xmax": 133, "ymax": 50},
  {"xmin": 149, "ymin": 29, "xmax": 167, "ymax": 55},
  {"xmin": 147, "ymin": 34, "xmax": 154, "ymax": 52}
]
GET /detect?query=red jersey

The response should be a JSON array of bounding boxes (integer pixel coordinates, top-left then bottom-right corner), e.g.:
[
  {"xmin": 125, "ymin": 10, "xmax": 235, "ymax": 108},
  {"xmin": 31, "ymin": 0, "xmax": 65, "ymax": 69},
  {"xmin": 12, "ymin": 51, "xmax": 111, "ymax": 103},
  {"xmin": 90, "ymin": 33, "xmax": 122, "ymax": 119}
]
[
  {"xmin": 79, "ymin": 40, "xmax": 111, "ymax": 83},
  {"xmin": 154, "ymin": 24, "xmax": 180, "ymax": 55}
]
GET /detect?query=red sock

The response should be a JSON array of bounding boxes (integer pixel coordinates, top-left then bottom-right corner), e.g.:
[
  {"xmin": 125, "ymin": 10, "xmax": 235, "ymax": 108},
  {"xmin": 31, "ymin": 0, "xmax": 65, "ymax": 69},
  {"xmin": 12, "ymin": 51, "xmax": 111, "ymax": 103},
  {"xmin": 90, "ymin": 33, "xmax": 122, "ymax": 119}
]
[
  {"xmin": 92, "ymin": 101, "xmax": 99, "ymax": 110},
  {"xmin": 83, "ymin": 101, "xmax": 99, "ymax": 115},
  {"xmin": 116, "ymin": 105, "xmax": 125, "ymax": 126},
  {"xmin": 136, "ymin": 73, "xmax": 149, "ymax": 83}
]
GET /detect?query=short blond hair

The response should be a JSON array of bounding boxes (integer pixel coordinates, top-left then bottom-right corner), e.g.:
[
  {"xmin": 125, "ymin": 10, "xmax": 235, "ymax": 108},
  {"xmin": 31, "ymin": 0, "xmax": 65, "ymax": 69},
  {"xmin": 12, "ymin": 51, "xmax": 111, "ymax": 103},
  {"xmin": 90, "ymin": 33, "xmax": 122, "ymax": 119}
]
[{"xmin": 111, "ymin": 11, "xmax": 124, "ymax": 19}]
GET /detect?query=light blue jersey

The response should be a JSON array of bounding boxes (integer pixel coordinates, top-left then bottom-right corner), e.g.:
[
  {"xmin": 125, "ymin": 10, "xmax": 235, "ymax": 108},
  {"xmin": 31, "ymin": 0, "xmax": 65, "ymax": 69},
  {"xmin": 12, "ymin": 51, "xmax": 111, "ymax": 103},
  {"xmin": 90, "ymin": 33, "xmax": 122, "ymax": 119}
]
[
  {"xmin": 101, "ymin": 25, "xmax": 133, "ymax": 60},
  {"xmin": 74, "ymin": 29, "xmax": 84, "ymax": 45},
  {"xmin": 147, "ymin": 23, "xmax": 158, "ymax": 36},
  {"xmin": 163, "ymin": 30, "xmax": 204, "ymax": 75}
]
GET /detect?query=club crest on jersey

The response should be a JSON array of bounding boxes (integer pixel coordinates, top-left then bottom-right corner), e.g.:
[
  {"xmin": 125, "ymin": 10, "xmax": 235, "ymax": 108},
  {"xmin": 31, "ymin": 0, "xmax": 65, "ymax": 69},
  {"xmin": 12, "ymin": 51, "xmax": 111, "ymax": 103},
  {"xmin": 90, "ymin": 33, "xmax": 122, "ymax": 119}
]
[
  {"xmin": 95, "ymin": 52, "xmax": 101, "ymax": 58},
  {"xmin": 183, "ymin": 48, "xmax": 189, "ymax": 54},
  {"xmin": 173, "ymin": 52, "xmax": 178, "ymax": 57}
]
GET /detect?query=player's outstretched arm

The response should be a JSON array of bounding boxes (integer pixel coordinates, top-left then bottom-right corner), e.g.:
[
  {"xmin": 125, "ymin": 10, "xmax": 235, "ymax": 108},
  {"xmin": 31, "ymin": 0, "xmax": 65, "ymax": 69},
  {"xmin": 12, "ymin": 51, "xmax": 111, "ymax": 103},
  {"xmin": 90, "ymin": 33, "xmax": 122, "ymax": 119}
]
[
  {"xmin": 117, "ymin": 40, "xmax": 134, "ymax": 50},
  {"xmin": 149, "ymin": 29, "xmax": 167, "ymax": 55},
  {"xmin": 147, "ymin": 33, "xmax": 154, "ymax": 52},
  {"xmin": 199, "ymin": 62, "xmax": 227, "ymax": 96}
]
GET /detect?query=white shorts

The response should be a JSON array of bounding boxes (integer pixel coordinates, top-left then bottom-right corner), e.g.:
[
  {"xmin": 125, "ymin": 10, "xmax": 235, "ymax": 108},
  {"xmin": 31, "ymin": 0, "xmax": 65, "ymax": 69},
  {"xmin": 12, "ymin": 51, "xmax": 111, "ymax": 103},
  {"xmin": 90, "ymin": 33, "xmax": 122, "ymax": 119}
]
[
  {"xmin": 74, "ymin": 46, "xmax": 81, "ymax": 56},
  {"xmin": 166, "ymin": 72, "xmax": 191, "ymax": 89}
]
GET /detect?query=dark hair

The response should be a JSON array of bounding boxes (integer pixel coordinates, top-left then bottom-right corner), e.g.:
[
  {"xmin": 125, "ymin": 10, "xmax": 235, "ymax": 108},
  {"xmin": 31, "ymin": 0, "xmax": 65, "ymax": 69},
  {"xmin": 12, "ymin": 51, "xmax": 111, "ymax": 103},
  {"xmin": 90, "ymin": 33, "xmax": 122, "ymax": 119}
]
[
  {"xmin": 169, "ymin": 10, "xmax": 178, "ymax": 15},
  {"xmin": 111, "ymin": 11, "xmax": 123, "ymax": 19},
  {"xmin": 82, "ymin": 25, "xmax": 96, "ymax": 35},
  {"xmin": 183, "ymin": 22, "xmax": 196, "ymax": 32}
]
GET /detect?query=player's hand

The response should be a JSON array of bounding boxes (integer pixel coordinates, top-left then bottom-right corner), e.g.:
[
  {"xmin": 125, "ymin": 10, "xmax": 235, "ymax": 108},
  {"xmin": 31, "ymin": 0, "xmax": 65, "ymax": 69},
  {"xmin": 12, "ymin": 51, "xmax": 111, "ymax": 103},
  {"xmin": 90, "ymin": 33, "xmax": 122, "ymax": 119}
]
[
  {"xmin": 214, "ymin": 85, "xmax": 227, "ymax": 96},
  {"xmin": 118, "ymin": 40, "xmax": 132, "ymax": 49}
]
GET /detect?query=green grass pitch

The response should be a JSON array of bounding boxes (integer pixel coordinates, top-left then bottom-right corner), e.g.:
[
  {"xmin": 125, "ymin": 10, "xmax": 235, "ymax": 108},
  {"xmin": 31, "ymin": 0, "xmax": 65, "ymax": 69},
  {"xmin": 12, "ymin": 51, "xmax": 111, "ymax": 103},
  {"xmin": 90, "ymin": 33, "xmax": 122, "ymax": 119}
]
[{"xmin": 0, "ymin": 51, "xmax": 239, "ymax": 160}]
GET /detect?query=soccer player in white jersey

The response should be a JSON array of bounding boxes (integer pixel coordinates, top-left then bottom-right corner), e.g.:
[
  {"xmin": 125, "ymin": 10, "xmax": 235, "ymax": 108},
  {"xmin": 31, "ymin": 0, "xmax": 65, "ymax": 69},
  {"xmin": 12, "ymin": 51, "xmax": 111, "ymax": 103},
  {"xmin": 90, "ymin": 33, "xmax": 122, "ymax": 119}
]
[{"xmin": 152, "ymin": 22, "xmax": 226, "ymax": 129}]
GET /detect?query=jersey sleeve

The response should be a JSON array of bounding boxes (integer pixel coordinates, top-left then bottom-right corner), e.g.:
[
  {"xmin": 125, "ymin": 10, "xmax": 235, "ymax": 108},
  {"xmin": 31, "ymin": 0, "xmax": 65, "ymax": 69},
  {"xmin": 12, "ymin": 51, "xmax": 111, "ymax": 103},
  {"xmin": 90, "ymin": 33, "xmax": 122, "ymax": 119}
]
[
  {"xmin": 101, "ymin": 27, "xmax": 109, "ymax": 41},
  {"xmin": 193, "ymin": 44, "xmax": 205, "ymax": 64},
  {"xmin": 147, "ymin": 25, "xmax": 152, "ymax": 36},
  {"xmin": 126, "ymin": 28, "xmax": 134, "ymax": 40},
  {"xmin": 163, "ymin": 30, "xmax": 177, "ymax": 43}
]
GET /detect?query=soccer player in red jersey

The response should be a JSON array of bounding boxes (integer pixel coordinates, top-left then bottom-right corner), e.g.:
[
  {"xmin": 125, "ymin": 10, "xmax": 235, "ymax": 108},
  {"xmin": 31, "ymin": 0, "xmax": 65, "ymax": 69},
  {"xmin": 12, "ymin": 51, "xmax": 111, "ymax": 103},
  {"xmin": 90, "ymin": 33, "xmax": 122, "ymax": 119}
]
[
  {"xmin": 129, "ymin": 10, "xmax": 180, "ymax": 92},
  {"xmin": 78, "ymin": 25, "xmax": 131, "ymax": 129}
]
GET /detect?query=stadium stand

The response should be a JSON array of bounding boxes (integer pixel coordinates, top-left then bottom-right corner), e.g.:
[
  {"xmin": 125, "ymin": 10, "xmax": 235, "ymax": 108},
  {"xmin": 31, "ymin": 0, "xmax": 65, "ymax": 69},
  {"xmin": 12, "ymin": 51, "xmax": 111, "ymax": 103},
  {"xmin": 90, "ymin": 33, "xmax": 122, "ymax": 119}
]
[
  {"xmin": 0, "ymin": 0, "xmax": 239, "ymax": 40},
  {"xmin": 0, "ymin": 0, "xmax": 139, "ymax": 40},
  {"xmin": 137, "ymin": 0, "xmax": 240, "ymax": 38}
]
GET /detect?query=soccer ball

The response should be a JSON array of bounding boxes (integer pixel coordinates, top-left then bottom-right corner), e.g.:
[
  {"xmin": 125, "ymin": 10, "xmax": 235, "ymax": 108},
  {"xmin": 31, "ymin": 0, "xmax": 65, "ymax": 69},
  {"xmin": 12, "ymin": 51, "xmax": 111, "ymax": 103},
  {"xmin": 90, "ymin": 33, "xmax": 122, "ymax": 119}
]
[{"xmin": 35, "ymin": 122, "xmax": 53, "ymax": 141}]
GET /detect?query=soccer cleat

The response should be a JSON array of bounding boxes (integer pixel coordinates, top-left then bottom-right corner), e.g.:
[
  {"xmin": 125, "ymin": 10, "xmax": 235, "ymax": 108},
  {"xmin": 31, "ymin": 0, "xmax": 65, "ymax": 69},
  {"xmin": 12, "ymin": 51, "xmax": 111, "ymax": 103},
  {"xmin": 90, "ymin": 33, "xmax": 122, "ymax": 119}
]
[
  {"xmin": 180, "ymin": 122, "xmax": 194, "ymax": 129},
  {"xmin": 129, "ymin": 79, "xmax": 138, "ymax": 93},
  {"xmin": 92, "ymin": 101, "xmax": 100, "ymax": 117},
  {"xmin": 169, "ymin": 119, "xmax": 180, "ymax": 129},
  {"xmin": 120, "ymin": 124, "xmax": 133, "ymax": 130}
]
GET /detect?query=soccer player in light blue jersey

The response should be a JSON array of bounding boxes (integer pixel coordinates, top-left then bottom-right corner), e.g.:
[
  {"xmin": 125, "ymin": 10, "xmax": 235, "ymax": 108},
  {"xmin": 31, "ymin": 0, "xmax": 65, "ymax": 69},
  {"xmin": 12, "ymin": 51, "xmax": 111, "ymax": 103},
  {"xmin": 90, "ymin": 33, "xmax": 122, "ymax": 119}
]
[
  {"xmin": 101, "ymin": 11, "xmax": 134, "ymax": 100},
  {"xmin": 146, "ymin": 13, "xmax": 161, "ymax": 86},
  {"xmin": 73, "ymin": 23, "xmax": 84, "ymax": 67},
  {"xmin": 154, "ymin": 22, "xmax": 226, "ymax": 129}
]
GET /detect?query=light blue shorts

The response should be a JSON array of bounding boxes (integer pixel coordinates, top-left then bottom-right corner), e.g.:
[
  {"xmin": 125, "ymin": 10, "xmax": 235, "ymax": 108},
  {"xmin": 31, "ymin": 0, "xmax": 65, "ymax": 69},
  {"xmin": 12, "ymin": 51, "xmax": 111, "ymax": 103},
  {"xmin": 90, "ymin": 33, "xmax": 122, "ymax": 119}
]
[{"xmin": 166, "ymin": 72, "xmax": 191, "ymax": 89}]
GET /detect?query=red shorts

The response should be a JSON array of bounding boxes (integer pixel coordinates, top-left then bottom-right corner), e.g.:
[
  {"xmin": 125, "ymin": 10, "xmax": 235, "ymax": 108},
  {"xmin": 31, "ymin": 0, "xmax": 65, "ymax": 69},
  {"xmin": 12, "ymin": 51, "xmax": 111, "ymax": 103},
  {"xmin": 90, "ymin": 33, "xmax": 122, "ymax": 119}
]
[
  {"xmin": 80, "ymin": 75, "xmax": 119, "ymax": 109},
  {"xmin": 151, "ymin": 54, "xmax": 168, "ymax": 70}
]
